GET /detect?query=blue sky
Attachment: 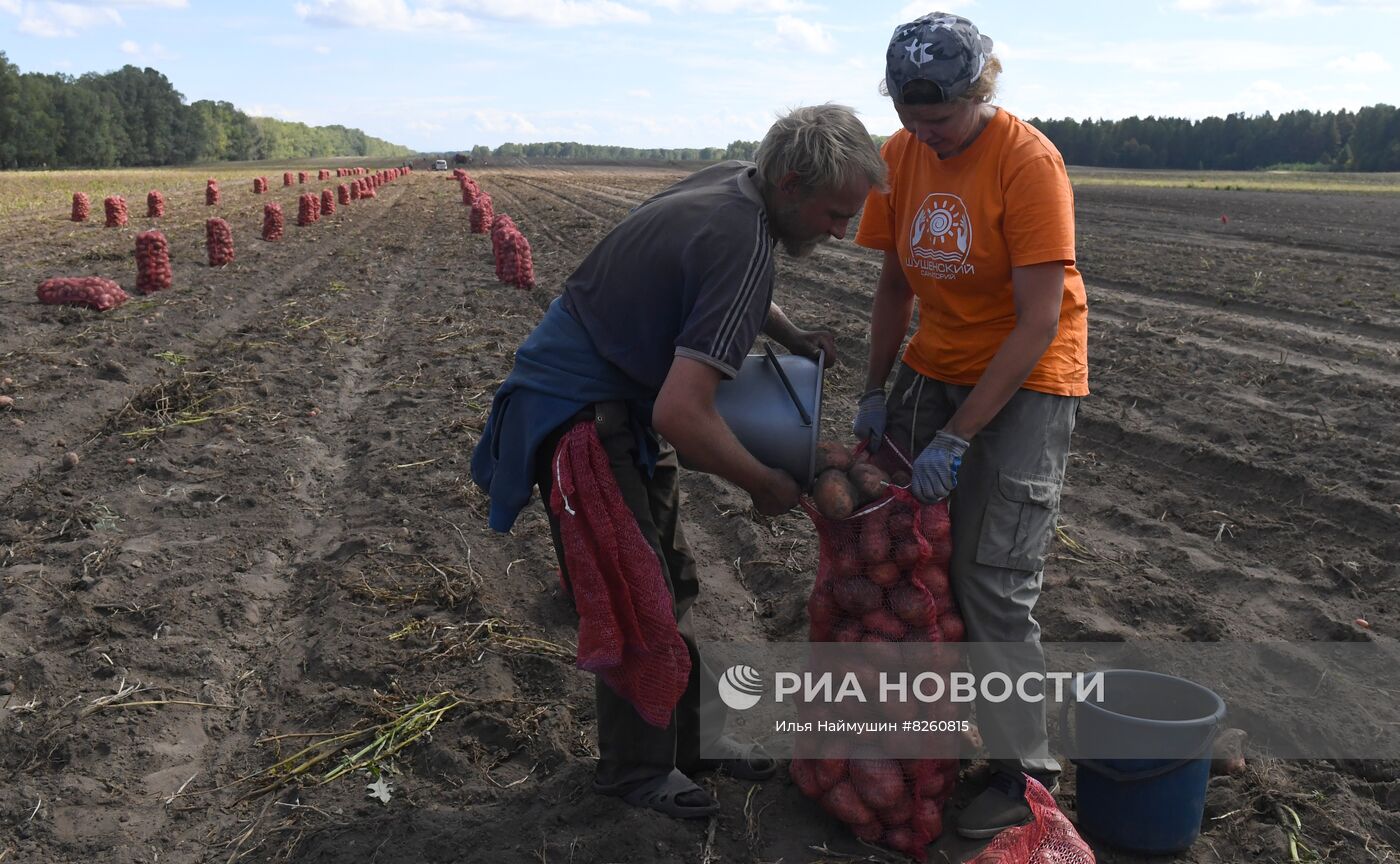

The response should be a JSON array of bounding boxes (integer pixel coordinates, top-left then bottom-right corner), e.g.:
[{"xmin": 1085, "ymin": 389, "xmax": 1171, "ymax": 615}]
[{"xmin": 2, "ymin": 0, "xmax": 1397, "ymax": 152}]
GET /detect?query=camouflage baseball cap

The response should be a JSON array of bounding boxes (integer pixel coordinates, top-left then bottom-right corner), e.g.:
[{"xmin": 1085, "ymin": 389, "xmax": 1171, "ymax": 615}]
[{"xmin": 885, "ymin": 12, "xmax": 993, "ymax": 103}]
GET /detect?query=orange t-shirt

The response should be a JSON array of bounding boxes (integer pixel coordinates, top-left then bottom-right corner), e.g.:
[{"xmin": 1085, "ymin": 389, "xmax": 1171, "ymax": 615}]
[{"xmin": 855, "ymin": 109, "xmax": 1089, "ymax": 397}]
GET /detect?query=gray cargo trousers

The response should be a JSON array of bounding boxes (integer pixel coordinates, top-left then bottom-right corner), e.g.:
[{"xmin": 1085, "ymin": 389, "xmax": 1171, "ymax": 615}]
[{"xmin": 884, "ymin": 362, "xmax": 1078, "ymax": 779}]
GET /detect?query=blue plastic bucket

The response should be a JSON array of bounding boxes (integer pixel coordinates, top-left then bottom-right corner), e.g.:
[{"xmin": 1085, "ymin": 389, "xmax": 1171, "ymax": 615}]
[{"xmin": 1064, "ymin": 669, "xmax": 1226, "ymax": 854}]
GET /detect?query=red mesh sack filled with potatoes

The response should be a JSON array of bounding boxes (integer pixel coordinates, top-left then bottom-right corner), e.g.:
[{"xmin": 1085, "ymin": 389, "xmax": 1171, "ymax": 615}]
[
  {"xmin": 336, "ymin": 184, "xmax": 350, "ymax": 205},
  {"xmin": 134, "ymin": 230, "xmax": 172, "ymax": 295},
  {"xmin": 206, "ymin": 218, "xmax": 234, "ymax": 266},
  {"xmin": 360, "ymin": 180, "xmax": 376, "ymax": 199},
  {"xmin": 320, "ymin": 188, "xmax": 335, "ymax": 216},
  {"xmin": 146, "ymin": 190, "xmax": 164, "ymax": 218},
  {"xmin": 491, "ymin": 214, "xmax": 535, "ymax": 290},
  {"xmin": 37, "ymin": 276, "xmax": 129, "ymax": 311},
  {"xmin": 104, "ymin": 196, "xmax": 128, "ymax": 227},
  {"xmin": 262, "ymin": 203, "xmax": 284, "ymax": 241},
  {"xmin": 790, "ymin": 437, "xmax": 967, "ymax": 861},
  {"xmin": 298, "ymin": 171, "xmax": 309, "ymax": 185},
  {"xmin": 297, "ymin": 193, "xmax": 317, "ymax": 226},
  {"xmin": 205, "ymin": 179, "xmax": 220, "ymax": 206},
  {"xmin": 318, "ymin": 169, "xmax": 330, "ymax": 180},
  {"xmin": 283, "ymin": 172, "xmax": 294, "ymax": 187},
  {"xmin": 470, "ymin": 192, "xmax": 494, "ymax": 234},
  {"xmin": 71, "ymin": 192, "xmax": 90, "ymax": 222}
]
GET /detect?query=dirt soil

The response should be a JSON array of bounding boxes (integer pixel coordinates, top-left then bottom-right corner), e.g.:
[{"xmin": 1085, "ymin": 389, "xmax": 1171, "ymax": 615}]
[{"xmin": 3, "ymin": 166, "xmax": 1400, "ymax": 863}]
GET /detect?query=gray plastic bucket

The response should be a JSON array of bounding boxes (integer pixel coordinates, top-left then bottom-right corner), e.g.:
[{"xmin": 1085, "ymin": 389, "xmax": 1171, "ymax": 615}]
[{"xmin": 714, "ymin": 345, "xmax": 824, "ymax": 488}]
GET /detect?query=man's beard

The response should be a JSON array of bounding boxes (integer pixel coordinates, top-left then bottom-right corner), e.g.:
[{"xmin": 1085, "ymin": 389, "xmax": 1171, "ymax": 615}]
[
  {"xmin": 780, "ymin": 234, "xmax": 826, "ymax": 257},
  {"xmin": 772, "ymin": 200, "xmax": 826, "ymax": 258}
]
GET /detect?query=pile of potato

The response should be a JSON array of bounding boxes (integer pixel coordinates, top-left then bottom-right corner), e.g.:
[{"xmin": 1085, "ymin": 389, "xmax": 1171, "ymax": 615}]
[
  {"xmin": 252, "ymin": 177, "xmax": 268, "ymax": 194},
  {"xmin": 37, "ymin": 276, "xmax": 129, "ymax": 311},
  {"xmin": 146, "ymin": 190, "xmax": 164, "ymax": 218},
  {"xmin": 318, "ymin": 169, "xmax": 331, "ymax": 180},
  {"xmin": 71, "ymin": 192, "xmax": 90, "ymax": 222},
  {"xmin": 104, "ymin": 196, "xmax": 128, "ymax": 228},
  {"xmin": 490, "ymin": 213, "xmax": 535, "ymax": 290},
  {"xmin": 283, "ymin": 172, "xmax": 294, "ymax": 187},
  {"xmin": 296, "ymin": 193, "xmax": 319, "ymax": 226},
  {"xmin": 297, "ymin": 171, "xmax": 309, "ymax": 185},
  {"xmin": 470, "ymin": 193, "xmax": 494, "ymax": 234},
  {"xmin": 134, "ymin": 231, "xmax": 172, "ymax": 294},
  {"xmin": 206, "ymin": 218, "xmax": 234, "ymax": 266},
  {"xmin": 205, "ymin": 179, "xmax": 220, "ymax": 206},
  {"xmin": 337, "ymin": 184, "xmax": 351, "ymax": 206},
  {"xmin": 320, "ymin": 188, "xmax": 336, "ymax": 216},
  {"xmin": 261, "ymin": 203, "xmax": 284, "ymax": 241}
]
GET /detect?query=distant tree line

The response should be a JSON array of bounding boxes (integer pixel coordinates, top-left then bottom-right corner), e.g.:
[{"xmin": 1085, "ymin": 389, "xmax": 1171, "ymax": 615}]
[
  {"xmin": 1030, "ymin": 106, "xmax": 1400, "ymax": 171},
  {"xmin": 463, "ymin": 105, "xmax": 1399, "ymax": 172},
  {"xmin": 0, "ymin": 52, "xmax": 411, "ymax": 170}
]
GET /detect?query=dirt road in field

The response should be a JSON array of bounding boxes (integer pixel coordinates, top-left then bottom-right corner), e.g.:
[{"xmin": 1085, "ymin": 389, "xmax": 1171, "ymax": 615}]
[{"xmin": 2, "ymin": 166, "xmax": 1399, "ymax": 863}]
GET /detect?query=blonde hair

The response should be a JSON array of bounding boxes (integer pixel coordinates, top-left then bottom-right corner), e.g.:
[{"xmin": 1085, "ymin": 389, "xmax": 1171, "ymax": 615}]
[{"xmin": 756, "ymin": 104, "xmax": 888, "ymax": 194}]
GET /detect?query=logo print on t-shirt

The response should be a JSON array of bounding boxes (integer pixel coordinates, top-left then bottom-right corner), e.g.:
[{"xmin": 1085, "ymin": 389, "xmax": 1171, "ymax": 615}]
[{"xmin": 907, "ymin": 192, "xmax": 975, "ymax": 279}]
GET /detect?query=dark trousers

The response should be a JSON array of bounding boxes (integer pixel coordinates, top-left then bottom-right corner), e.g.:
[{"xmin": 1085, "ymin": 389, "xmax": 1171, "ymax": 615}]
[{"xmin": 535, "ymin": 401, "xmax": 725, "ymax": 787}]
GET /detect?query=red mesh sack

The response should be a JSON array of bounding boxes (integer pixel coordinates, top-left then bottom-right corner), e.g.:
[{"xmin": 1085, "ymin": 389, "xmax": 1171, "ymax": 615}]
[
  {"xmin": 791, "ymin": 437, "xmax": 966, "ymax": 861},
  {"xmin": 298, "ymin": 171, "xmax": 309, "ymax": 185},
  {"xmin": 252, "ymin": 177, "xmax": 264, "ymax": 194},
  {"xmin": 349, "ymin": 181, "xmax": 361, "ymax": 201},
  {"xmin": 336, "ymin": 183, "xmax": 350, "ymax": 205},
  {"xmin": 104, "ymin": 196, "xmax": 128, "ymax": 227},
  {"xmin": 206, "ymin": 218, "xmax": 234, "ymax": 266},
  {"xmin": 205, "ymin": 179, "xmax": 220, "ymax": 206},
  {"xmin": 146, "ymin": 190, "xmax": 164, "ymax": 218},
  {"xmin": 470, "ymin": 192, "xmax": 494, "ymax": 234},
  {"xmin": 262, "ymin": 203, "xmax": 284, "ymax": 241},
  {"xmin": 37, "ymin": 276, "xmax": 129, "ymax": 311},
  {"xmin": 283, "ymin": 172, "xmax": 294, "ymax": 187},
  {"xmin": 492, "ymin": 215, "xmax": 536, "ymax": 290},
  {"xmin": 360, "ymin": 180, "xmax": 376, "ymax": 200},
  {"xmin": 967, "ymin": 776, "xmax": 1095, "ymax": 864},
  {"xmin": 71, "ymin": 192, "xmax": 90, "ymax": 222},
  {"xmin": 318, "ymin": 169, "xmax": 330, "ymax": 180},
  {"xmin": 461, "ymin": 178, "xmax": 478, "ymax": 206},
  {"xmin": 321, "ymin": 188, "xmax": 336, "ymax": 215},
  {"xmin": 134, "ymin": 230, "xmax": 171, "ymax": 294},
  {"xmin": 297, "ymin": 193, "xmax": 318, "ymax": 226}
]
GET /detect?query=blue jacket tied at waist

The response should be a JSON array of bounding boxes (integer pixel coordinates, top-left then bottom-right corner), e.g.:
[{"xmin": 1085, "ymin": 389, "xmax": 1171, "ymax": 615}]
[{"xmin": 471, "ymin": 297, "xmax": 655, "ymax": 532}]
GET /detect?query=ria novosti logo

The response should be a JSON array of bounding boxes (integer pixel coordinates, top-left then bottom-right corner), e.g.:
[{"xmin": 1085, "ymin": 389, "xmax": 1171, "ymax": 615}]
[{"xmin": 718, "ymin": 665, "xmax": 764, "ymax": 710}]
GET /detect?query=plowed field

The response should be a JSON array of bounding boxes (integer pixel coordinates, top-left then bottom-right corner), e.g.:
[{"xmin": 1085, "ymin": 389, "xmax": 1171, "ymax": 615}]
[{"xmin": 2, "ymin": 165, "xmax": 1399, "ymax": 863}]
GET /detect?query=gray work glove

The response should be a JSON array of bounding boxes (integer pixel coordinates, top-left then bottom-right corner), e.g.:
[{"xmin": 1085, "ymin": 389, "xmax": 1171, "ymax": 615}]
[
  {"xmin": 852, "ymin": 389, "xmax": 887, "ymax": 452},
  {"xmin": 911, "ymin": 430, "xmax": 970, "ymax": 503}
]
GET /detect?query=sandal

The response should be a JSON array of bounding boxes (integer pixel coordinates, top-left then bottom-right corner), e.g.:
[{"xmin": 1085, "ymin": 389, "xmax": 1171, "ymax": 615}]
[
  {"xmin": 690, "ymin": 735, "xmax": 777, "ymax": 781},
  {"xmin": 593, "ymin": 769, "xmax": 719, "ymax": 819}
]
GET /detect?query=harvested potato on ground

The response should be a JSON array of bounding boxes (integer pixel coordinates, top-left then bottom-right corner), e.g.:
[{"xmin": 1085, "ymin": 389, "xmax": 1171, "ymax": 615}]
[
  {"xmin": 814, "ymin": 440, "xmax": 852, "ymax": 473},
  {"xmin": 812, "ymin": 468, "xmax": 857, "ymax": 520},
  {"xmin": 848, "ymin": 463, "xmax": 889, "ymax": 504}
]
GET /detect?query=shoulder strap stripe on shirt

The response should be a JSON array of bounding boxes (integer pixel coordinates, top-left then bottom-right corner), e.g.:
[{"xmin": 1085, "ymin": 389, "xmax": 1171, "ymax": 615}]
[{"xmin": 708, "ymin": 211, "xmax": 772, "ymax": 360}]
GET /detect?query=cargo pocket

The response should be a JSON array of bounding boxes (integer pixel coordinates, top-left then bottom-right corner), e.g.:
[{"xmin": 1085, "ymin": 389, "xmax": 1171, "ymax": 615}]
[{"xmin": 975, "ymin": 471, "xmax": 1061, "ymax": 573}]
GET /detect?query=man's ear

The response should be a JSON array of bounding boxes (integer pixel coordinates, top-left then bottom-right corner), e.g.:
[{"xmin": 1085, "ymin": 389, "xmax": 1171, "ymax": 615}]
[{"xmin": 775, "ymin": 170, "xmax": 803, "ymax": 196}]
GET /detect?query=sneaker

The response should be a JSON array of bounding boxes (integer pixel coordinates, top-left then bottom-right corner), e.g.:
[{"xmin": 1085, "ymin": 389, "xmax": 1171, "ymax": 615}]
[{"xmin": 957, "ymin": 771, "xmax": 1032, "ymax": 839}]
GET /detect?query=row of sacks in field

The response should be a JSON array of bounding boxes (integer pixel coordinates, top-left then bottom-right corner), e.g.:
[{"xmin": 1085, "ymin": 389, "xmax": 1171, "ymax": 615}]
[
  {"xmin": 70, "ymin": 167, "xmax": 393, "ymax": 222},
  {"xmin": 452, "ymin": 169, "xmax": 535, "ymax": 291},
  {"xmin": 38, "ymin": 168, "xmax": 412, "ymax": 312}
]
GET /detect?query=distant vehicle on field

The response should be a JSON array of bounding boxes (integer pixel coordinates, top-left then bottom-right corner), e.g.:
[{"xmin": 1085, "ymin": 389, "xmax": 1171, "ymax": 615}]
[{"xmin": 433, "ymin": 159, "xmax": 449, "ymax": 171}]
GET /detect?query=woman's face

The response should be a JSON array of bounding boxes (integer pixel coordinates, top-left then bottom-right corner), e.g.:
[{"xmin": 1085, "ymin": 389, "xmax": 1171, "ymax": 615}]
[{"xmin": 894, "ymin": 99, "xmax": 983, "ymax": 158}]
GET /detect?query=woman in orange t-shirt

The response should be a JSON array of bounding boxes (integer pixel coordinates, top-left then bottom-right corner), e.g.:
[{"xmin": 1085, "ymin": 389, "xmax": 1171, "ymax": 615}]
[{"xmin": 851, "ymin": 12, "xmax": 1088, "ymax": 841}]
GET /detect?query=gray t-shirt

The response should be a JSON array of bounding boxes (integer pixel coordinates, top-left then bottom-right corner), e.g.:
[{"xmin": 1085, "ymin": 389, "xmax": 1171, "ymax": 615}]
[{"xmin": 561, "ymin": 161, "xmax": 775, "ymax": 394}]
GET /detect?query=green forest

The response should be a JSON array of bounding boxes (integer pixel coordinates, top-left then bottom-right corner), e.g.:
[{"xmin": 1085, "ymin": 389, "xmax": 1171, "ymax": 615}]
[{"xmin": 0, "ymin": 52, "xmax": 411, "ymax": 169}]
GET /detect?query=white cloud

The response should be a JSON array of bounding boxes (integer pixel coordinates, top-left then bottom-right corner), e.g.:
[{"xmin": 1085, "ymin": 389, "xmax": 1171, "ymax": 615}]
[
  {"xmin": 437, "ymin": 0, "xmax": 648, "ymax": 27},
  {"xmin": 892, "ymin": 1, "xmax": 978, "ymax": 25},
  {"xmin": 627, "ymin": 87, "xmax": 652, "ymax": 98},
  {"xmin": 313, "ymin": 44, "xmax": 332, "ymax": 54},
  {"xmin": 1172, "ymin": 0, "xmax": 1400, "ymax": 16},
  {"xmin": 19, "ymin": 2, "xmax": 123, "ymax": 37},
  {"xmin": 245, "ymin": 103, "xmax": 308, "ymax": 122},
  {"xmin": 471, "ymin": 108, "xmax": 539, "ymax": 135},
  {"xmin": 295, "ymin": 0, "xmax": 475, "ymax": 32},
  {"xmin": 0, "ymin": 0, "xmax": 20, "ymax": 13},
  {"xmin": 758, "ymin": 14, "xmax": 834, "ymax": 53},
  {"xmin": 119, "ymin": 38, "xmax": 139, "ymax": 53},
  {"xmin": 1327, "ymin": 51, "xmax": 1393, "ymax": 73},
  {"xmin": 647, "ymin": 0, "xmax": 811, "ymax": 12}
]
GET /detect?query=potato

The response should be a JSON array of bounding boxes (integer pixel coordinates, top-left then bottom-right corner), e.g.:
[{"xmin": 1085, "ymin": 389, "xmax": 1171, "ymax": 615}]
[
  {"xmin": 912, "ymin": 561, "xmax": 951, "ymax": 600},
  {"xmin": 894, "ymin": 537, "xmax": 922, "ymax": 569},
  {"xmin": 861, "ymin": 609, "xmax": 906, "ymax": 640},
  {"xmin": 859, "ymin": 517, "xmax": 890, "ymax": 562},
  {"xmin": 891, "ymin": 469, "xmax": 911, "ymax": 486},
  {"xmin": 851, "ymin": 759, "xmax": 906, "ymax": 810},
  {"xmin": 918, "ymin": 503, "xmax": 953, "ymax": 561},
  {"xmin": 914, "ymin": 797, "xmax": 943, "ymax": 838},
  {"xmin": 833, "ymin": 575, "xmax": 881, "ymax": 614},
  {"xmin": 790, "ymin": 759, "xmax": 823, "ymax": 797},
  {"xmin": 889, "ymin": 582, "xmax": 934, "ymax": 627},
  {"xmin": 848, "ymin": 462, "xmax": 889, "ymax": 505},
  {"xmin": 812, "ymin": 469, "xmax": 857, "ymax": 521},
  {"xmin": 814, "ymin": 440, "xmax": 852, "ymax": 473},
  {"xmin": 821, "ymin": 781, "xmax": 874, "ymax": 826},
  {"xmin": 938, "ymin": 612, "xmax": 966, "ymax": 642},
  {"xmin": 867, "ymin": 560, "xmax": 900, "ymax": 587}
]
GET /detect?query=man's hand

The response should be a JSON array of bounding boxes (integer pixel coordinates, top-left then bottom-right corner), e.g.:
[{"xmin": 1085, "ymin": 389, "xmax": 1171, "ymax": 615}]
[
  {"xmin": 852, "ymin": 389, "xmax": 888, "ymax": 452},
  {"xmin": 750, "ymin": 467, "xmax": 802, "ymax": 516},
  {"xmin": 911, "ymin": 430, "xmax": 970, "ymax": 503},
  {"xmin": 786, "ymin": 328, "xmax": 839, "ymax": 366}
]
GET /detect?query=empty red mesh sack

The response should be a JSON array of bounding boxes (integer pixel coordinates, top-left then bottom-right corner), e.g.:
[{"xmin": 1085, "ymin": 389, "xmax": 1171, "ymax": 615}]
[
  {"xmin": 37, "ymin": 276, "xmax": 129, "ymax": 311},
  {"xmin": 966, "ymin": 777, "xmax": 1095, "ymax": 864},
  {"xmin": 71, "ymin": 192, "xmax": 90, "ymax": 222},
  {"xmin": 134, "ymin": 230, "xmax": 172, "ymax": 294},
  {"xmin": 104, "ymin": 196, "xmax": 128, "ymax": 227},
  {"xmin": 470, "ymin": 192, "xmax": 494, "ymax": 234},
  {"xmin": 283, "ymin": 172, "xmax": 294, "ymax": 187},
  {"xmin": 790, "ymin": 437, "xmax": 967, "ymax": 861},
  {"xmin": 206, "ymin": 218, "xmax": 234, "ymax": 266},
  {"xmin": 337, "ymin": 184, "xmax": 351, "ymax": 205},
  {"xmin": 321, "ymin": 188, "xmax": 335, "ymax": 215},
  {"xmin": 205, "ymin": 179, "xmax": 220, "ymax": 206},
  {"xmin": 262, "ymin": 203, "xmax": 284, "ymax": 241},
  {"xmin": 146, "ymin": 190, "xmax": 164, "ymax": 218}
]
